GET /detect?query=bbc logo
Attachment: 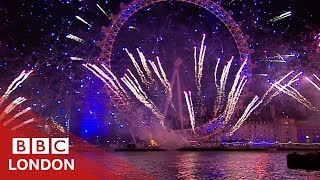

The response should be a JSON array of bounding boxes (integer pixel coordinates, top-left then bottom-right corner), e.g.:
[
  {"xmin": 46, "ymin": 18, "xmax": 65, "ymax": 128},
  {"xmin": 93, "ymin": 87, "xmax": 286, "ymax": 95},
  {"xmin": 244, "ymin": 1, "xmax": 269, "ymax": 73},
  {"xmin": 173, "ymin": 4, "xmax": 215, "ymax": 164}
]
[{"xmin": 12, "ymin": 138, "xmax": 69, "ymax": 154}]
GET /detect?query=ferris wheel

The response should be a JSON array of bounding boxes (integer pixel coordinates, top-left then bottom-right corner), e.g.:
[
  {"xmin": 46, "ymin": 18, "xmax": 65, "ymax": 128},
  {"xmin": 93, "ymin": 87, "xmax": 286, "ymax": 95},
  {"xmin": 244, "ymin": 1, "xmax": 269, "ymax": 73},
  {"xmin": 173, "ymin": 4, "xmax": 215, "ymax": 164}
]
[{"xmin": 97, "ymin": 0, "xmax": 252, "ymax": 141}]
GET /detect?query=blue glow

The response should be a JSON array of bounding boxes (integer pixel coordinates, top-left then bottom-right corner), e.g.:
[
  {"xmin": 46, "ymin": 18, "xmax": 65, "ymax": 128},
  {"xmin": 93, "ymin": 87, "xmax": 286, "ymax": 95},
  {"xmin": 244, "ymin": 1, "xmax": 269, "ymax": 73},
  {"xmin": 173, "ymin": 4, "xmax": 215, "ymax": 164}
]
[{"xmin": 80, "ymin": 74, "xmax": 109, "ymax": 138}]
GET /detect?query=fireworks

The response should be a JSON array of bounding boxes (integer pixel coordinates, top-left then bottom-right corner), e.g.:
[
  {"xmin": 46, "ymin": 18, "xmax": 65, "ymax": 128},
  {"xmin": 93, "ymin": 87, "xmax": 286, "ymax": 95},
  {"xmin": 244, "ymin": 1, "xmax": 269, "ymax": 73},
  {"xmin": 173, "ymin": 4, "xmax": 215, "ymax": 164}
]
[
  {"xmin": 270, "ymin": 11, "xmax": 292, "ymax": 22},
  {"xmin": 255, "ymin": 71, "xmax": 301, "ymax": 114},
  {"xmin": 306, "ymin": 76, "xmax": 320, "ymax": 92},
  {"xmin": 96, "ymin": 4, "xmax": 110, "ymax": 20},
  {"xmin": 149, "ymin": 57, "xmax": 172, "ymax": 99},
  {"xmin": 66, "ymin": 34, "xmax": 84, "ymax": 43},
  {"xmin": 214, "ymin": 57, "xmax": 234, "ymax": 117},
  {"xmin": 137, "ymin": 48, "xmax": 156, "ymax": 84},
  {"xmin": 121, "ymin": 71, "xmax": 165, "ymax": 127},
  {"xmin": 273, "ymin": 82, "xmax": 318, "ymax": 111},
  {"xmin": 70, "ymin": 57, "xmax": 84, "ymax": 61},
  {"xmin": 125, "ymin": 48, "xmax": 148, "ymax": 85},
  {"xmin": 314, "ymin": 74, "xmax": 320, "ymax": 83},
  {"xmin": 101, "ymin": 64, "xmax": 129, "ymax": 98},
  {"xmin": 1, "ymin": 70, "xmax": 33, "ymax": 100},
  {"xmin": 214, "ymin": 58, "xmax": 220, "ymax": 89},
  {"xmin": 83, "ymin": 63, "xmax": 129, "ymax": 99},
  {"xmin": 0, "ymin": 97, "xmax": 27, "ymax": 121},
  {"xmin": 3, "ymin": 107, "xmax": 32, "ymax": 126},
  {"xmin": 223, "ymin": 59, "xmax": 248, "ymax": 124},
  {"xmin": 75, "ymin": 16, "xmax": 92, "ymax": 28},
  {"xmin": 184, "ymin": 91, "xmax": 195, "ymax": 132},
  {"xmin": 229, "ymin": 95, "xmax": 260, "ymax": 136},
  {"xmin": 194, "ymin": 34, "xmax": 207, "ymax": 97}
]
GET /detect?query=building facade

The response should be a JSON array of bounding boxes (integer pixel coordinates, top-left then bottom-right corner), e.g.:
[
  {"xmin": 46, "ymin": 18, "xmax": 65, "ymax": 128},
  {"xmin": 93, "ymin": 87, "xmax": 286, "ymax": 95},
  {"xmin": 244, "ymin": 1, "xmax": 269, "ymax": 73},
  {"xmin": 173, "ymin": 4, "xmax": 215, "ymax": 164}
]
[{"xmin": 229, "ymin": 118, "xmax": 320, "ymax": 143}]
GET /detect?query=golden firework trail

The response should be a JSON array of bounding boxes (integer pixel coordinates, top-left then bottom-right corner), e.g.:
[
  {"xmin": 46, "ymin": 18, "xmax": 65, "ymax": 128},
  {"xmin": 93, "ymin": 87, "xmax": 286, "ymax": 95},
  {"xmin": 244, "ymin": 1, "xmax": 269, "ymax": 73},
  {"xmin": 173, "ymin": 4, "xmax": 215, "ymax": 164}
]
[
  {"xmin": 273, "ymin": 83, "xmax": 318, "ymax": 111},
  {"xmin": 222, "ymin": 59, "xmax": 247, "ymax": 124},
  {"xmin": 137, "ymin": 49, "xmax": 156, "ymax": 84},
  {"xmin": 258, "ymin": 71, "xmax": 296, "ymax": 106},
  {"xmin": 1, "ymin": 70, "xmax": 33, "ymax": 101},
  {"xmin": 214, "ymin": 58, "xmax": 220, "ymax": 89},
  {"xmin": 70, "ymin": 57, "xmax": 84, "ymax": 61},
  {"xmin": 125, "ymin": 48, "xmax": 148, "ymax": 85},
  {"xmin": 83, "ymin": 64, "xmax": 117, "ymax": 95},
  {"xmin": 184, "ymin": 91, "xmax": 195, "ymax": 132},
  {"xmin": 270, "ymin": 11, "xmax": 292, "ymax": 22},
  {"xmin": 224, "ymin": 76, "xmax": 247, "ymax": 125},
  {"xmin": 214, "ymin": 57, "xmax": 234, "ymax": 117},
  {"xmin": 75, "ymin": 15, "xmax": 92, "ymax": 28},
  {"xmin": 66, "ymin": 34, "xmax": 84, "ymax": 43},
  {"xmin": 149, "ymin": 58, "xmax": 173, "ymax": 101},
  {"xmin": 101, "ymin": 64, "xmax": 130, "ymax": 98},
  {"xmin": 83, "ymin": 64, "xmax": 128, "ymax": 100},
  {"xmin": 194, "ymin": 34, "xmax": 207, "ymax": 96},
  {"xmin": 121, "ymin": 72, "xmax": 165, "ymax": 127},
  {"xmin": 96, "ymin": 4, "xmax": 110, "ymax": 19},
  {"xmin": 229, "ymin": 95, "xmax": 260, "ymax": 136},
  {"xmin": 255, "ymin": 72, "xmax": 301, "ymax": 114}
]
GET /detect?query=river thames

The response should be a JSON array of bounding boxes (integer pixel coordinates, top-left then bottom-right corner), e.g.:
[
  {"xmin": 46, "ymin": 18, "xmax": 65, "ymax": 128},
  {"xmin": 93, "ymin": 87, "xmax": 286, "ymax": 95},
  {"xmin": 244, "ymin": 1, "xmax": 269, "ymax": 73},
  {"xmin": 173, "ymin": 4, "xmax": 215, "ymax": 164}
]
[{"xmin": 84, "ymin": 151, "xmax": 320, "ymax": 179}]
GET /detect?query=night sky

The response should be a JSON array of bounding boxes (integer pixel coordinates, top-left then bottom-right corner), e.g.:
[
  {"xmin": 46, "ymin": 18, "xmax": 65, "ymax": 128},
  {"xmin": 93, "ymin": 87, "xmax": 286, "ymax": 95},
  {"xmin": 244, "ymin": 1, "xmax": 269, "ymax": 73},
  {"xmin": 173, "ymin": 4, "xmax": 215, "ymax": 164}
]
[{"xmin": 0, "ymin": 0, "xmax": 320, "ymax": 140}]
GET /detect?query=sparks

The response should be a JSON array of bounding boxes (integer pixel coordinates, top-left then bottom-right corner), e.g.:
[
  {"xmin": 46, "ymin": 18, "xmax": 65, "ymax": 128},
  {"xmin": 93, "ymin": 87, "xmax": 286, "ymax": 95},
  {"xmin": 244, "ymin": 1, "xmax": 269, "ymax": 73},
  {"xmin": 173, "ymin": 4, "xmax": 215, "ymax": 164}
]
[
  {"xmin": 0, "ymin": 97, "xmax": 27, "ymax": 121},
  {"xmin": 3, "ymin": 107, "xmax": 32, "ymax": 126},
  {"xmin": 184, "ymin": 91, "xmax": 195, "ymax": 132},
  {"xmin": 75, "ymin": 15, "xmax": 92, "ymax": 28},
  {"xmin": 313, "ymin": 74, "xmax": 320, "ymax": 83},
  {"xmin": 70, "ymin": 57, "xmax": 84, "ymax": 61},
  {"xmin": 125, "ymin": 48, "xmax": 148, "ymax": 85},
  {"xmin": 306, "ymin": 76, "xmax": 320, "ymax": 92},
  {"xmin": 66, "ymin": 34, "xmax": 84, "ymax": 43},
  {"xmin": 96, "ymin": 4, "xmax": 110, "ymax": 19},
  {"xmin": 270, "ymin": 11, "xmax": 292, "ymax": 22},
  {"xmin": 1, "ymin": 70, "xmax": 33, "ymax": 103}
]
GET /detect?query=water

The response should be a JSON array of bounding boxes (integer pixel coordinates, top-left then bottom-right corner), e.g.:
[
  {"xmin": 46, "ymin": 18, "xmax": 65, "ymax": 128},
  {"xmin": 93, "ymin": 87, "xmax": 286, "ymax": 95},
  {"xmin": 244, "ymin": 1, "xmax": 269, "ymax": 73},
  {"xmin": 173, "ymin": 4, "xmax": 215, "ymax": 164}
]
[{"xmin": 84, "ymin": 151, "xmax": 320, "ymax": 179}]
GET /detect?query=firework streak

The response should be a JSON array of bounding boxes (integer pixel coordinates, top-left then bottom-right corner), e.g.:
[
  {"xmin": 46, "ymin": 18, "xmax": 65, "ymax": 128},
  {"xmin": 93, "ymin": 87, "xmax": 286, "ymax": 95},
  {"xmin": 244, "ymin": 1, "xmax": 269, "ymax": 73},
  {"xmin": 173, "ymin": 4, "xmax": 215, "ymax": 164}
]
[
  {"xmin": 194, "ymin": 34, "xmax": 207, "ymax": 115},
  {"xmin": 314, "ymin": 74, "xmax": 320, "ymax": 83},
  {"xmin": 83, "ymin": 63, "xmax": 129, "ymax": 99},
  {"xmin": 66, "ymin": 34, "xmax": 84, "ymax": 43},
  {"xmin": 231, "ymin": 71, "xmax": 318, "ymax": 135},
  {"xmin": 0, "ymin": 97, "xmax": 27, "ymax": 121},
  {"xmin": 229, "ymin": 95, "xmax": 260, "ymax": 135},
  {"xmin": 137, "ymin": 49, "xmax": 156, "ymax": 84},
  {"xmin": 273, "ymin": 83, "xmax": 318, "ymax": 111},
  {"xmin": 184, "ymin": 91, "xmax": 195, "ymax": 132},
  {"xmin": 214, "ymin": 57, "xmax": 234, "ymax": 117},
  {"xmin": 149, "ymin": 57, "xmax": 173, "ymax": 106},
  {"xmin": 121, "ymin": 71, "xmax": 165, "ymax": 127},
  {"xmin": 306, "ymin": 76, "xmax": 320, "ymax": 93},
  {"xmin": 75, "ymin": 16, "xmax": 92, "ymax": 28},
  {"xmin": 222, "ymin": 59, "xmax": 247, "ymax": 125},
  {"xmin": 125, "ymin": 48, "xmax": 148, "ymax": 85},
  {"xmin": 3, "ymin": 107, "xmax": 32, "ymax": 126},
  {"xmin": 0, "ymin": 70, "xmax": 33, "ymax": 106},
  {"xmin": 270, "ymin": 11, "xmax": 292, "ymax": 22},
  {"xmin": 96, "ymin": 4, "xmax": 111, "ymax": 19}
]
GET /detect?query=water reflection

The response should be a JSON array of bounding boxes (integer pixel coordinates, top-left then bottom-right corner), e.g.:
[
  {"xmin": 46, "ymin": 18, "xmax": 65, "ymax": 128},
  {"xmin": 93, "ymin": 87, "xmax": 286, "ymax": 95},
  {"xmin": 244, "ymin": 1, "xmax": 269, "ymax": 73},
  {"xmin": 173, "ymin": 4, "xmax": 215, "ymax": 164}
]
[
  {"xmin": 175, "ymin": 152, "xmax": 198, "ymax": 179},
  {"xmin": 85, "ymin": 151, "xmax": 320, "ymax": 179}
]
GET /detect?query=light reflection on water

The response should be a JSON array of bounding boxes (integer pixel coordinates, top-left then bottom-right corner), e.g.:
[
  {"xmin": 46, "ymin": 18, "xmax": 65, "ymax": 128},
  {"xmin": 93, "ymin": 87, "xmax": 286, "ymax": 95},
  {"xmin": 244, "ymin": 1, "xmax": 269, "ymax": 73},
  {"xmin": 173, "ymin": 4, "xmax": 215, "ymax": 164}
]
[{"xmin": 85, "ymin": 151, "xmax": 320, "ymax": 179}]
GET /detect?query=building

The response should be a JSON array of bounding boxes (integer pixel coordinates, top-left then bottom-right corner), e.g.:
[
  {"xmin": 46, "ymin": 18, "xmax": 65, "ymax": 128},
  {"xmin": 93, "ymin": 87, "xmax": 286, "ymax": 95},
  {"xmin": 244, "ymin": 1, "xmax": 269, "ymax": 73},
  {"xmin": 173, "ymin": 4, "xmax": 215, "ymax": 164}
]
[{"xmin": 229, "ymin": 117, "xmax": 320, "ymax": 143}]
